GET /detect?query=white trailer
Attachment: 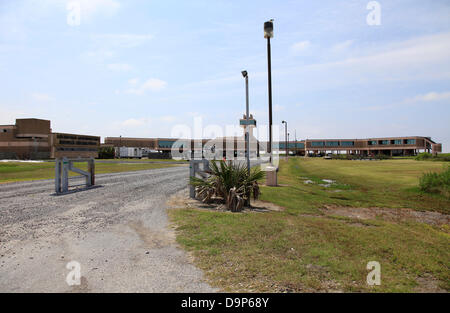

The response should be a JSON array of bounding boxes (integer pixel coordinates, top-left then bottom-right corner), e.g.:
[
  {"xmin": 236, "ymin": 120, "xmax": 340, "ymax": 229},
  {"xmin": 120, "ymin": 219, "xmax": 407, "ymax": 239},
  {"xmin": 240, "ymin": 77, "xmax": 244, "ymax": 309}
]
[{"xmin": 117, "ymin": 147, "xmax": 143, "ymax": 159}]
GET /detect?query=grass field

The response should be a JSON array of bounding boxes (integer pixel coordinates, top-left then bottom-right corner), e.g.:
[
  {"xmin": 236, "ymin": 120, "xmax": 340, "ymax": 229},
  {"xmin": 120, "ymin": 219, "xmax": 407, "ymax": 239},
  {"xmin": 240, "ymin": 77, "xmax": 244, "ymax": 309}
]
[
  {"xmin": 97, "ymin": 158, "xmax": 187, "ymax": 162},
  {"xmin": 260, "ymin": 158, "xmax": 449, "ymax": 214},
  {"xmin": 0, "ymin": 161, "xmax": 181, "ymax": 184},
  {"xmin": 169, "ymin": 158, "xmax": 450, "ymax": 292}
]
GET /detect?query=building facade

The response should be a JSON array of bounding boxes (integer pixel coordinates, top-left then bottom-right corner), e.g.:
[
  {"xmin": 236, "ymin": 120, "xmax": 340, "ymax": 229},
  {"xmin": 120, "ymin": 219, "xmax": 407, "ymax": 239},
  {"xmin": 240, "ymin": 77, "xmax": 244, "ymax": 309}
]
[
  {"xmin": 279, "ymin": 136, "xmax": 441, "ymax": 156},
  {"xmin": 0, "ymin": 119, "xmax": 99, "ymax": 159},
  {"xmin": 0, "ymin": 118, "xmax": 52, "ymax": 159}
]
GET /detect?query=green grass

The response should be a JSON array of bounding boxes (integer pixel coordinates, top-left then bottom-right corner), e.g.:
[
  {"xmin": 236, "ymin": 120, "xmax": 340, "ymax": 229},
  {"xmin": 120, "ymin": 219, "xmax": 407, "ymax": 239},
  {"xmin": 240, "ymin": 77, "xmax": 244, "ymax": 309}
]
[
  {"xmin": 260, "ymin": 158, "xmax": 449, "ymax": 214},
  {"xmin": 98, "ymin": 158, "xmax": 187, "ymax": 162},
  {"xmin": 0, "ymin": 161, "xmax": 180, "ymax": 183},
  {"xmin": 169, "ymin": 158, "xmax": 450, "ymax": 292}
]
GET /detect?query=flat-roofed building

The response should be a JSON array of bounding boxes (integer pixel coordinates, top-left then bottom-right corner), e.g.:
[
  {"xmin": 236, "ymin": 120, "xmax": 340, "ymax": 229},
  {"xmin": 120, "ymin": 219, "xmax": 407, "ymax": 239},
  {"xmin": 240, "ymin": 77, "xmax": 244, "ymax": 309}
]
[
  {"xmin": 279, "ymin": 136, "xmax": 441, "ymax": 156},
  {"xmin": 0, "ymin": 118, "xmax": 51, "ymax": 159},
  {"xmin": 0, "ymin": 118, "xmax": 99, "ymax": 159}
]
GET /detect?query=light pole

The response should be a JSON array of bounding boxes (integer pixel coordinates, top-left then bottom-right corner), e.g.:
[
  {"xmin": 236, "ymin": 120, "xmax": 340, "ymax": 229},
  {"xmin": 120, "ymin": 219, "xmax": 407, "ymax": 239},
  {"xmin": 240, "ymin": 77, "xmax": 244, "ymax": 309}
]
[
  {"xmin": 241, "ymin": 70, "xmax": 250, "ymax": 177},
  {"xmin": 118, "ymin": 135, "xmax": 122, "ymax": 159},
  {"xmin": 287, "ymin": 132, "xmax": 290, "ymax": 158},
  {"xmin": 295, "ymin": 129, "xmax": 297, "ymax": 156},
  {"xmin": 264, "ymin": 19, "xmax": 274, "ymax": 163},
  {"xmin": 282, "ymin": 120, "xmax": 288, "ymax": 159}
]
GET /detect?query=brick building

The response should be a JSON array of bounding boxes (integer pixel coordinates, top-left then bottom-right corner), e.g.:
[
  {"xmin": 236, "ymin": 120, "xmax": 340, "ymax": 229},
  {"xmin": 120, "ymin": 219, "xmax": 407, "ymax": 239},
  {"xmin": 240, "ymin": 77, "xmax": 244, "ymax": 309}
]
[{"xmin": 0, "ymin": 119, "xmax": 99, "ymax": 159}]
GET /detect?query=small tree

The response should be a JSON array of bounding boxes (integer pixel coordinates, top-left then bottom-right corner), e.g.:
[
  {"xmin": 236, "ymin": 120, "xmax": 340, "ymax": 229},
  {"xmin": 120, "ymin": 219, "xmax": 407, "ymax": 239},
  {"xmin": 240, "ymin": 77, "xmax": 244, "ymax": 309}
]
[
  {"xmin": 190, "ymin": 160, "xmax": 265, "ymax": 212},
  {"xmin": 98, "ymin": 146, "xmax": 115, "ymax": 159}
]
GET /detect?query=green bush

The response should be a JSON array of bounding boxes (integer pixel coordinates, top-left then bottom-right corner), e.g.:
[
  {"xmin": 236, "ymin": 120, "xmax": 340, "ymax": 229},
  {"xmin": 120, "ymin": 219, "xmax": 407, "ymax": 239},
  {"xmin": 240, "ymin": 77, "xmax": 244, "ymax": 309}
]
[
  {"xmin": 419, "ymin": 166, "xmax": 450, "ymax": 197},
  {"xmin": 415, "ymin": 152, "xmax": 432, "ymax": 161},
  {"xmin": 415, "ymin": 152, "xmax": 450, "ymax": 162},
  {"xmin": 98, "ymin": 146, "xmax": 115, "ymax": 159}
]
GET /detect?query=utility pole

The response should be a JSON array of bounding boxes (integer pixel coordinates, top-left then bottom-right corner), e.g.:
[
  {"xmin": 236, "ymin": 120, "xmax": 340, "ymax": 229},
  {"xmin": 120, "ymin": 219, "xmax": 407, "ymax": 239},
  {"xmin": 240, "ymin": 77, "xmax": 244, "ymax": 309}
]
[
  {"xmin": 282, "ymin": 120, "xmax": 288, "ymax": 159},
  {"xmin": 264, "ymin": 19, "xmax": 274, "ymax": 164},
  {"xmin": 241, "ymin": 70, "xmax": 250, "ymax": 177}
]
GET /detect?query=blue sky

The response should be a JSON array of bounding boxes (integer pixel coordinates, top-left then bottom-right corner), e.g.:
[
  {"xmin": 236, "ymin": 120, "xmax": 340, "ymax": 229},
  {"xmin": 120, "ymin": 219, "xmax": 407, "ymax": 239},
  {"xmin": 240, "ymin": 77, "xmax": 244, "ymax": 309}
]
[{"xmin": 1, "ymin": 0, "xmax": 449, "ymax": 150}]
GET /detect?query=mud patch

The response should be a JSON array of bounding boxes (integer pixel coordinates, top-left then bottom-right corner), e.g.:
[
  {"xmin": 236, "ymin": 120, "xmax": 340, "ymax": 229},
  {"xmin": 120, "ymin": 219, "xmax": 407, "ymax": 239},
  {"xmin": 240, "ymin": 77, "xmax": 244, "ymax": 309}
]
[
  {"xmin": 128, "ymin": 221, "xmax": 174, "ymax": 249},
  {"xmin": 414, "ymin": 274, "xmax": 447, "ymax": 293},
  {"xmin": 321, "ymin": 205, "xmax": 449, "ymax": 226}
]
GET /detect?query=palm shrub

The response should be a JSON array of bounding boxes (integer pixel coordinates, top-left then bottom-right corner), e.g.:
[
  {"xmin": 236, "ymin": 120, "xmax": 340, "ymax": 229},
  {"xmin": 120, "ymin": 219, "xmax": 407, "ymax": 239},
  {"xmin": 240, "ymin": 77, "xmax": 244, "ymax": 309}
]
[{"xmin": 190, "ymin": 160, "xmax": 265, "ymax": 212}]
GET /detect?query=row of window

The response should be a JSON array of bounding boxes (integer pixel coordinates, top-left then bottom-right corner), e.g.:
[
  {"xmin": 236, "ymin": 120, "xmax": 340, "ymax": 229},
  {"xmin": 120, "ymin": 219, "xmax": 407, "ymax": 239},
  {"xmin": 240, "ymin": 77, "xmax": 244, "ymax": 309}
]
[
  {"xmin": 59, "ymin": 140, "xmax": 98, "ymax": 146},
  {"xmin": 56, "ymin": 147, "xmax": 97, "ymax": 152},
  {"xmin": 158, "ymin": 140, "xmax": 186, "ymax": 149},
  {"xmin": 279, "ymin": 143, "xmax": 305, "ymax": 149},
  {"xmin": 368, "ymin": 139, "xmax": 416, "ymax": 145},
  {"xmin": 308, "ymin": 139, "xmax": 417, "ymax": 147},
  {"xmin": 310, "ymin": 141, "xmax": 355, "ymax": 147},
  {"xmin": 57, "ymin": 134, "xmax": 97, "ymax": 141}
]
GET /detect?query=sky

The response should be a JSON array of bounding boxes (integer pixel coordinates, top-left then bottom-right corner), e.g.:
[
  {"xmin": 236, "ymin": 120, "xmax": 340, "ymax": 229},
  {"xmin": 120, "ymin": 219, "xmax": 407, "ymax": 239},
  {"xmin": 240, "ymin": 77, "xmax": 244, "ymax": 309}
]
[{"xmin": 0, "ymin": 0, "xmax": 449, "ymax": 150}]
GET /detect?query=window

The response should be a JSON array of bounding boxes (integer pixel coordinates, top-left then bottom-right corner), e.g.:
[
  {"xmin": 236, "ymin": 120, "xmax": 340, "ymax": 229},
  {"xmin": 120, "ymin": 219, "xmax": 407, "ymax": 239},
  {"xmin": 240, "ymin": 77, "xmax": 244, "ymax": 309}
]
[
  {"xmin": 381, "ymin": 140, "xmax": 389, "ymax": 145},
  {"xmin": 326, "ymin": 141, "xmax": 339, "ymax": 147},
  {"xmin": 158, "ymin": 140, "xmax": 175, "ymax": 148},
  {"xmin": 405, "ymin": 139, "xmax": 416, "ymax": 145},
  {"xmin": 341, "ymin": 141, "xmax": 354, "ymax": 146},
  {"xmin": 393, "ymin": 139, "xmax": 402, "ymax": 145},
  {"xmin": 368, "ymin": 141, "xmax": 377, "ymax": 145},
  {"xmin": 311, "ymin": 141, "xmax": 324, "ymax": 147}
]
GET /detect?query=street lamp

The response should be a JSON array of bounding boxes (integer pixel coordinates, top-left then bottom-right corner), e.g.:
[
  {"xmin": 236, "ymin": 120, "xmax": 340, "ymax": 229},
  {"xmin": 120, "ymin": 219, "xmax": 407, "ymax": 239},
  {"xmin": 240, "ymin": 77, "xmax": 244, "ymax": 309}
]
[
  {"xmin": 282, "ymin": 120, "xmax": 288, "ymax": 159},
  {"xmin": 119, "ymin": 135, "xmax": 122, "ymax": 159},
  {"xmin": 287, "ymin": 132, "xmax": 290, "ymax": 158},
  {"xmin": 264, "ymin": 19, "xmax": 274, "ymax": 163},
  {"xmin": 241, "ymin": 70, "xmax": 250, "ymax": 177}
]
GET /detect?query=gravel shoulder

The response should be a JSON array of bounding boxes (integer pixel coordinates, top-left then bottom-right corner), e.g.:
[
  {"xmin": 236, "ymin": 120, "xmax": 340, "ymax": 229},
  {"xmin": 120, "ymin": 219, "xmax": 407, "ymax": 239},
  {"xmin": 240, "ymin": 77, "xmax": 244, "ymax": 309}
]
[{"xmin": 0, "ymin": 167, "xmax": 216, "ymax": 292}]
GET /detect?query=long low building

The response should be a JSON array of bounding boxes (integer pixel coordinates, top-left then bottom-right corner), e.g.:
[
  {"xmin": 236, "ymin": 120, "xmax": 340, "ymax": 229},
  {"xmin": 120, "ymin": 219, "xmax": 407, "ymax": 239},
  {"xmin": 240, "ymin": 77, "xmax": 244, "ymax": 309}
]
[
  {"xmin": 0, "ymin": 118, "xmax": 100, "ymax": 159},
  {"xmin": 105, "ymin": 136, "xmax": 442, "ymax": 157},
  {"xmin": 278, "ymin": 136, "xmax": 442, "ymax": 156},
  {"xmin": 1, "ymin": 118, "xmax": 443, "ymax": 159}
]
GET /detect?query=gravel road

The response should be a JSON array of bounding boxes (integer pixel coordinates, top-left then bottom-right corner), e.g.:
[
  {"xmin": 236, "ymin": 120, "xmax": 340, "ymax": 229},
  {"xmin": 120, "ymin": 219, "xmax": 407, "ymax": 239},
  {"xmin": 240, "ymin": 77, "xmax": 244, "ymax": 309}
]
[{"xmin": 0, "ymin": 166, "xmax": 216, "ymax": 292}]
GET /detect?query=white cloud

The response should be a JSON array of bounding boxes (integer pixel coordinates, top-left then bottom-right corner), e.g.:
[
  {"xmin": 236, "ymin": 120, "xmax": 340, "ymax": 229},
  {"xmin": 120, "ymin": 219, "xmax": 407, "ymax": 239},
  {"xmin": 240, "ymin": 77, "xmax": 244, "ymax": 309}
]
[
  {"xmin": 412, "ymin": 91, "xmax": 450, "ymax": 102},
  {"xmin": 160, "ymin": 115, "xmax": 176, "ymax": 123},
  {"xmin": 31, "ymin": 93, "xmax": 54, "ymax": 102},
  {"xmin": 81, "ymin": 50, "xmax": 115, "ymax": 62},
  {"xmin": 121, "ymin": 118, "xmax": 148, "ymax": 127},
  {"xmin": 91, "ymin": 33, "xmax": 154, "ymax": 48},
  {"xmin": 125, "ymin": 78, "xmax": 167, "ymax": 95},
  {"xmin": 76, "ymin": 0, "xmax": 120, "ymax": 19},
  {"xmin": 128, "ymin": 78, "xmax": 139, "ymax": 85},
  {"xmin": 364, "ymin": 91, "xmax": 450, "ymax": 111},
  {"xmin": 107, "ymin": 63, "xmax": 132, "ymax": 71},
  {"xmin": 291, "ymin": 41, "xmax": 311, "ymax": 54},
  {"xmin": 280, "ymin": 32, "xmax": 450, "ymax": 90},
  {"xmin": 331, "ymin": 40, "xmax": 354, "ymax": 53},
  {"xmin": 42, "ymin": 0, "xmax": 120, "ymax": 20}
]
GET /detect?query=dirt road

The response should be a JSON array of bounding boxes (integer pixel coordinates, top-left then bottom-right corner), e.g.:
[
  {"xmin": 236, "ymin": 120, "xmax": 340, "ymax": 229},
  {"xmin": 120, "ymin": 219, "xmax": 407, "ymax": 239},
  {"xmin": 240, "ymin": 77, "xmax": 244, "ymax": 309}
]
[{"xmin": 0, "ymin": 167, "xmax": 216, "ymax": 292}]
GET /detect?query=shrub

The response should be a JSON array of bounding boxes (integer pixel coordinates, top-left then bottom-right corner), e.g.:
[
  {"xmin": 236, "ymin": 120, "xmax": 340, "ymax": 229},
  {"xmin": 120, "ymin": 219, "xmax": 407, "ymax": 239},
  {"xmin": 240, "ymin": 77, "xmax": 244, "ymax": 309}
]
[
  {"xmin": 415, "ymin": 152, "xmax": 450, "ymax": 162},
  {"xmin": 419, "ymin": 166, "xmax": 450, "ymax": 197},
  {"xmin": 415, "ymin": 152, "xmax": 432, "ymax": 161},
  {"xmin": 98, "ymin": 146, "xmax": 115, "ymax": 159},
  {"xmin": 190, "ymin": 160, "xmax": 265, "ymax": 212}
]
